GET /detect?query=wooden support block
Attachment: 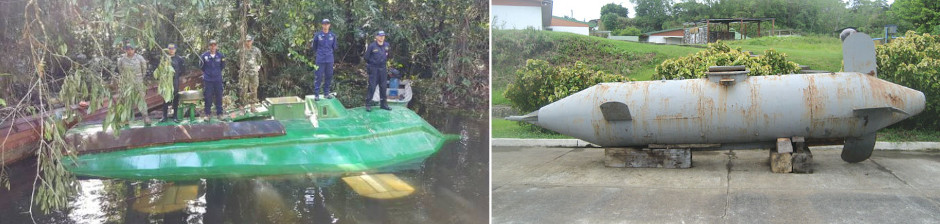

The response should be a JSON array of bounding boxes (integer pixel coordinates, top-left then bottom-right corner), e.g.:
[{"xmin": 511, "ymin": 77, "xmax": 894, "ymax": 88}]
[
  {"xmin": 605, "ymin": 148, "xmax": 691, "ymax": 169},
  {"xmin": 770, "ymin": 151, "xmax": 793, "ymax": 173},
  {"xmin": 792, "ymin": 148, "xmax": 814, "ymax": 173},
  {"xmin": 791, "ymin": 136, "xmax": 807, "ymax": 153},
  {"xmin": 776, "ymin": 138, "xmax": 793, "ymax": 153}
]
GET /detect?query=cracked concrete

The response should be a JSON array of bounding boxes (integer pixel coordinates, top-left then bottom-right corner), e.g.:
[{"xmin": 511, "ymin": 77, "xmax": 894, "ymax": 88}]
[{"xmin": 492, "ymin": 147, "xmax": 940, "ymax": 224}]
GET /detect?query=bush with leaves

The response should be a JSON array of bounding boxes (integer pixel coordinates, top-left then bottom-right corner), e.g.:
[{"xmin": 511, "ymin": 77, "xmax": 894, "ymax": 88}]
[
  {"xmin": 876, "ymin": 31, "xmax": 940, "ymax": 129},
  {"xmin": 612, "ymin": 26, "xmax": 642, "ymax": 36},
  {"xmin": 654, "ymin": 42, "xmax": 801, "ymax": 80},
  {"xmin": 504, "ymin": 59, "xmax": 630, "ymax": 113}
]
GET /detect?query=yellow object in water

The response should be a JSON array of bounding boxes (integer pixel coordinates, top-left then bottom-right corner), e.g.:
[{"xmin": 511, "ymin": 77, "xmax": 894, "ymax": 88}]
[
  {"xmin": 132, "ymin": 183, "xmax": 200, "ymax": 214},
  {"xmin": 342, "ymin": 174, "xmax": 415, "ymax": 199}
]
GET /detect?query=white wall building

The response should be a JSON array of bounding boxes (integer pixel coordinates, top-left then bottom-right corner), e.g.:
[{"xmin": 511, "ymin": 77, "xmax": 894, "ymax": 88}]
[
  {"xmin": 491, "ymin": 0, "xmax": 551, "ymax": 30},
  {"xmin": 548, "ymin": 17, "xmax": 590, "ymax": 35}
]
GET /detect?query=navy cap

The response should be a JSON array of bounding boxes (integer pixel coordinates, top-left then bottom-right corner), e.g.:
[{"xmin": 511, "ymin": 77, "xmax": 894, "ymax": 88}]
[
  {"xmin": 208, "ymin": 40, "xmax": 218, "ymax": 45},
  {"xmin": 123, "ymin": 44, "xmax": 135, "ymax": 50},
  {"xmin": 167, "ymin": 43, "xmax": 176, "ymax": 49},
  {"xmin": 376, "ymin": 31, "xmax": 386, "ymax": 36},
  {"xmin": 322, "ymin": 19, "xmax": 331, "ymax": 24}
]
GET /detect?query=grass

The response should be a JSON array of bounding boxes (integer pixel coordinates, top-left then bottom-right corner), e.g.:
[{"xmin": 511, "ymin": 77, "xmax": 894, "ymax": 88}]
[
  {"xmin": 492, "ymin": 29, "xmax": 702, "ymax": 94},
  {"xmin": 491, "ymin": 119, "xmax": 572, "ymax": 139},
  {"xmin": 725, "ymin": 35, "xmax": 843, "ymax": 72},
  {"xmin": 878, "ymin": 128, "xmax": 940, "ymax": 142}
]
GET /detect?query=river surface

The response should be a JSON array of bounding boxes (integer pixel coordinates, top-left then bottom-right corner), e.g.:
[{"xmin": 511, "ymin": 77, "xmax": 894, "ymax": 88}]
[{"xmin": 0, "ymin": 110, "xmax": 489, "ymax": 224}]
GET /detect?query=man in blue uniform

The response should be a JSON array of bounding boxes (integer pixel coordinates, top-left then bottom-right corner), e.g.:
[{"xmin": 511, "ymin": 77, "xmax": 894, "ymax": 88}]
[
  {"xmin": 201, "ymin": 40, "xmax": 225, "ymax": 120},
  {"xmin": 311, "ymin": 18, "xmax": 338, "ymax": 100},
  {"xmin": 363, "ymin": 31, "xmax": 391, "ymax": 112},
  {"xmin": 161, "ymin": 43, "xmax": 186, "ymax": 122}
]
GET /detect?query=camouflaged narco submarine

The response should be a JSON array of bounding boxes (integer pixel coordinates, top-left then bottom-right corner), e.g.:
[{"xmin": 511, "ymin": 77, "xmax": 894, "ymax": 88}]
[
  {"xmin": 63, "ymin": 94, "xmax": 457, "ymax": 181},
  {"xmin": 507, "ymin": 32, "xmax": 926, "ymax": 163}
]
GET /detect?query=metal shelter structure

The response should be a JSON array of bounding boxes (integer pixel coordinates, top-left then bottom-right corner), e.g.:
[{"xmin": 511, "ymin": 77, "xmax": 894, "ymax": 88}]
[{"xmin": 687, "ymin": 18, "xmax": 776, "ymax": 44}]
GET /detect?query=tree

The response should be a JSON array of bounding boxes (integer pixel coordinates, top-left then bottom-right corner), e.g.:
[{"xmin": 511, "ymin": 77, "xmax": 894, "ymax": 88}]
[
  {"xmin": 601, "ymin": 3, "xmax": 630, "ymax": 17},
  {"xmin": 890, "ymin": 0, "xmax": 940, "ymax": 34},
  {"xmin": 631, "ymin": 0, "xmax": 672, "ymax": 32}
]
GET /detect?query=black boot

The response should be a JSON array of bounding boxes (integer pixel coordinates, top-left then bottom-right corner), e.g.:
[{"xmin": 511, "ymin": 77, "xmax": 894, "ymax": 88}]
[
  {"xmin": 380, "ymin": 100, "xmax": 391, "ymax": 111},
  {"xmin": 365, "ymin": 101, "xmax": 372, "ymax": 112}
]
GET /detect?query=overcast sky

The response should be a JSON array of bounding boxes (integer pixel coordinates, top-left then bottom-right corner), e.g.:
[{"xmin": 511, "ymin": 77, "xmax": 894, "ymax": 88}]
[{"xmin": 552, "ymin": 0, "xmax": 895, "ymax": 22}]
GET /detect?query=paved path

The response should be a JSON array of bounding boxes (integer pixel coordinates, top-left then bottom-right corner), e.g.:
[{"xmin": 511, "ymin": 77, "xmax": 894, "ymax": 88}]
[{"xmin": 492, "ymin": 147, "xmax": 940, "ymax": 224}]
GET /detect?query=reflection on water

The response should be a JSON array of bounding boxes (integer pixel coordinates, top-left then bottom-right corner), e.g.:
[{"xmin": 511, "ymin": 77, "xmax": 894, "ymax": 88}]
[{"xmin": 0, "ymin": 113, "xmax": 488, "ymax": 224}]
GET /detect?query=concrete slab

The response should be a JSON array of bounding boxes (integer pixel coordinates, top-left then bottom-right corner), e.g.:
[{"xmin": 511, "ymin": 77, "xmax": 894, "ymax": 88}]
[{"xmin": 493, "ymin": 146, "xmax": 940, "ymax": 224}]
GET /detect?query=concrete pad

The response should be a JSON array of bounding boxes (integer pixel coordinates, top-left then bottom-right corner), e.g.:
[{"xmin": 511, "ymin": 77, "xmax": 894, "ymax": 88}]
[
  {"xmin": 491, "ymin": 147, "xmax": 573, "ymax": 188},
  {"xmin": 493, "ymin": 146, "xmax": 940, "ymax": 223},
  {"xmin": 493, "ymin": 186, "xmax": 726, "ymax": 224},
  {"xmin": 867, "ymin": 151, "xmax": 940, "ymax": 190},
  {"xmin": 499, "ymin": 148, "xmax": 727, "ymax": 189},
  {"xmin": 727, "ymin": 189, "xmax": 940, "ymax": 224},
  {"xmin": 729, "ymin": 149, "xmax": 910, "ymax": 190}
]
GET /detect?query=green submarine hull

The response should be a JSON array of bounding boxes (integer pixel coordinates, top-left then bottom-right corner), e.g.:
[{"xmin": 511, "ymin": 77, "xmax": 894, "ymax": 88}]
[{"xmin": 63, "ymin": 96, "xmax": 455, "ymax": 181}]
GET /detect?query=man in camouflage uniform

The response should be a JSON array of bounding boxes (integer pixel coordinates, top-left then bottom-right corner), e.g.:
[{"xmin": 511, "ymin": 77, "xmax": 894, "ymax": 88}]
[
  {"xmin": 116, "ymin": 44, "xmax": 152, "ymax": 125},
  {"xmin": 239, "ymin": 35, "xmax": 263, "ymax": 105}
]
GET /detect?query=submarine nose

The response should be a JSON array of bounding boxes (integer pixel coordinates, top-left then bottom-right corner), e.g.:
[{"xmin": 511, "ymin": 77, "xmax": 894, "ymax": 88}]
[{"xmin": 505, "ymin": 111, "xmax": 539, "ymax": 124}]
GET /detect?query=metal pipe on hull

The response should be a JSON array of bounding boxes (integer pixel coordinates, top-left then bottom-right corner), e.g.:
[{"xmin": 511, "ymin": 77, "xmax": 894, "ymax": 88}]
[{"xmin": 512, "ymin": 72, "xmax": 925, "ymax": 149}]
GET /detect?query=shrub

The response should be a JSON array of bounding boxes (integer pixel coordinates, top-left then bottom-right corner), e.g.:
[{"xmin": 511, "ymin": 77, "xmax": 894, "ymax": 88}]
[
  {"xmin": 877, "ymin": 31, "xmax": 940, "ymax": 129},
  {"xmin": 504, "ymin": 59, "xmax": 630, "ymax": 112},
  {"xmin": 654, "ymin": 42, "xmax": 800, "ymax": 80},
  {"xmin": 612, "ymin": 27, "xmax": 642, "ymax": 36}
]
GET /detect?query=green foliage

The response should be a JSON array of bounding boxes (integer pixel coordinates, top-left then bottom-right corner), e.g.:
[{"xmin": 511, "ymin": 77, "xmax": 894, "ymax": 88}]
[
  {"xmin": 154, "ymin": 55, "xmax": 176, "ymax": 101},
  {"xmin": 631, "ymin": 0, "xmax": 671, "ymax": 32},
  {"xmin": 601, "ymin": 3, "xmax": 630, "ymax": 17},
  {"xmin": 59, "ymin": 67, "xmax": 110, "ymax": 112},
  {"xmin": 890, "ymin": 0, "xmax": 940, "ymax": 34},
  {"xmin": 876, "ymin": 31, "xmax": 940, "ymax": 129},
  {"xmin": 654, "ymin": 42, "xmax": 800, "ymax": 80},
  {"xmin": 504, "ymin": 59, "xmax": 631, "ymax": 112},
  {"xmin": 612, "ymin": 27, "xmax": 642, "ymax": 36},
  {"xmin": 492, "ymin": 29, "xmax": 702, "ymax": 92},
  {"xmin": 35, "ymin": 119, "xmax": 78, "ymax": 214}
]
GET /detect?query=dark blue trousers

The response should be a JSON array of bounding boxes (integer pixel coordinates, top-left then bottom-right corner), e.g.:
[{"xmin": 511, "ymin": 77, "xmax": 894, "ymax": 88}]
[
  {"xmin": 203, "ymin": 80, "xmax": 224, "ymax": 116},
  {"xmin": 314, "ymin": 63, "xmax": 334, "ymax": 96},
  {"xmin": 366, "ymin": 66, "xmax": 387, "ymax": 104}
]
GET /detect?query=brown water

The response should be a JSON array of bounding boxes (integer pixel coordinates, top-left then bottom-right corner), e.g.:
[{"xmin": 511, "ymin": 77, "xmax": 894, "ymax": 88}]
[{"xmin": 0, "ymin": 113, "xmax": 489, "ymax": 224}]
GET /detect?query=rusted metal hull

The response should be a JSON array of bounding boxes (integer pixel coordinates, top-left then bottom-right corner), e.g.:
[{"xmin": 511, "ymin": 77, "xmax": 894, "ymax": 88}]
[
  {"xmin": 0, "ymin": 74, "xmax": 201, "ymax": 164},
  {"xmin": 514, "ymin": 73, "xmax": 925, "ymax": 149}
]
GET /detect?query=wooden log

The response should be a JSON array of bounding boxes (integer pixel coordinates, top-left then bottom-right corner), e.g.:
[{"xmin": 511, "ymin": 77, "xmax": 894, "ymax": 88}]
[
  {"xmin": 770, "ymin": 150, "xmax": 793, "ymax": 173},
  {"xmin": 65, "ymin": 120, "xmax": 285, "ymax": 155},
  {"xmin": 792, "ymin": 147, "xmax": 814, "ymax": 174},
  {"xmin": 776, "ymin": 138, "xmax": 793, "ymax": 153},
  {"xmin": 604, "ymin": 148, "xmax": 691, "ymax": 169}
]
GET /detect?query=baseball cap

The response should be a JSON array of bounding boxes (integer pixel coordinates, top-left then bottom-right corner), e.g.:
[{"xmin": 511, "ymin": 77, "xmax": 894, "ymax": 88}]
[
  {"xmin": 167, "ymin": 43, "xmax": 176, "ymax": 49},
  {"xmin": 209, "ymin": 40, "xmax": 218, "ymax": 45},
  {"xmin": 376, "ymin": 31, "xmax": 386, "ymax": 36},
  {"xmin": 322, "ymin": 19, "xmax": 331, "ymax": 24}
]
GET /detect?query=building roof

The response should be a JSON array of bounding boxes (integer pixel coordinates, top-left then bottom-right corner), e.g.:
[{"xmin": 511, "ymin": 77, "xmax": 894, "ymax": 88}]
[
  {"xmin": 492, "ymin": 0, "xmax": 543, "ymax": 7},
  {"xmin": 644, "ymin": 28, "xmax": 685, "ymax": 36},
  {"xmin": 694, "ymin": 18, "xmax": 776, "ymax": 24},
  {"xmin": 550, "ymin": 16, "xmax": 592, "ymax": 28}
]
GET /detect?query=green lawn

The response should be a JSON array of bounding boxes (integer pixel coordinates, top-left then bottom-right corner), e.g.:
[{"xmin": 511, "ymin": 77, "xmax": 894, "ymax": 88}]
[
  {"xmin": 491, "ymin": 119, "xmax": 571, "ymax": 139},
  {"xmin": 725, "ymin": 35, "xmax": 843, "ymax": 72},
  {"xmin": 491, "ymin": 29, "xmax": 702, "ymax": 105}
]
